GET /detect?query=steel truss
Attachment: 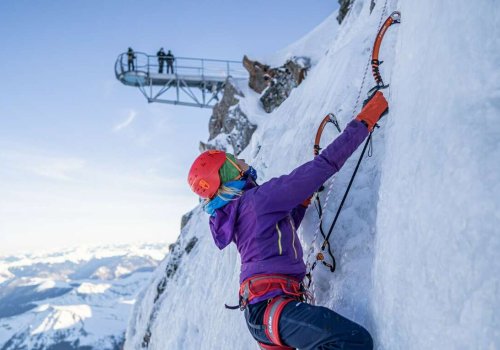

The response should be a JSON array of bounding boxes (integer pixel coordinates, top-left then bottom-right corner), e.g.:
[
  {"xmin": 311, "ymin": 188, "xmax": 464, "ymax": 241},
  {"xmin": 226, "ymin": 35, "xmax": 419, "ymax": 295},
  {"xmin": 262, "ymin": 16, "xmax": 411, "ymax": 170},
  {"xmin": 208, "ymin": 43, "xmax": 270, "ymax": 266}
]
[{"xmin": 115, "ymin": 52, "xmax": 247, "ymax": 108}]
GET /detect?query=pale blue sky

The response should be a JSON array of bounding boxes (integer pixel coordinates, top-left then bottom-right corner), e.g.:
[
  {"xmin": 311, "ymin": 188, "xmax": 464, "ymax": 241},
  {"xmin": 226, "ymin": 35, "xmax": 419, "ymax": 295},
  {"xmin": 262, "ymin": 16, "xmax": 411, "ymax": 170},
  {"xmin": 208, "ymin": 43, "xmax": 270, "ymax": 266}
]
[{"xmin": 0, "ymin": 1, "xmax": 338, "ymax": 255}]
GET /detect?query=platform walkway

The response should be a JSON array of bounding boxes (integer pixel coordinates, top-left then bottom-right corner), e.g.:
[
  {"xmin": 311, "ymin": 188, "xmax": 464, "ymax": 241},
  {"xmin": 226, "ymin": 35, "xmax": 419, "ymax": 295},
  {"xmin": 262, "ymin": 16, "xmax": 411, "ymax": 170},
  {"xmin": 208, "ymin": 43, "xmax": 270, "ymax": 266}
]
[{"xmin": 115, "ymin": 52, "xmax": 247, "ymax": 108}]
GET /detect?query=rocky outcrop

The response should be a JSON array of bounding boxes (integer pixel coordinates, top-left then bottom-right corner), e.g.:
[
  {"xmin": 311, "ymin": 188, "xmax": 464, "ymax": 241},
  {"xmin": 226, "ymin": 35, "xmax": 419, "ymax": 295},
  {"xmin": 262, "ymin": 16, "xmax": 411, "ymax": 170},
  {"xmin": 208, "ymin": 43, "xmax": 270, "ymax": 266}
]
[
  {"xmin": 243, "ymin": 55, "xmax": 309, "ymax": 97},
  {"xmin": 200, "ymin": 78, "xmax": 257, "ymax": 156},
  {"xmin": 337, "ymin": 0, "xmax": 354, "ymax": 24},
  {"xmin": 243, "ymin": 55, "xmax": 310, "ymax": 114},
  {"xmin": 180, "ymin": 210, "xmax": 194, "ymax": 231},
  {"xmin": 200, "ymin": 56, "xmax": 309, "ymax": 155},
  {"xmin": 260, "ymin": 57, "xmax": 311, "ymax": 113},
  {"xmin": 243, "ymin": 55, "xmax": 272, "ymax": 94}
]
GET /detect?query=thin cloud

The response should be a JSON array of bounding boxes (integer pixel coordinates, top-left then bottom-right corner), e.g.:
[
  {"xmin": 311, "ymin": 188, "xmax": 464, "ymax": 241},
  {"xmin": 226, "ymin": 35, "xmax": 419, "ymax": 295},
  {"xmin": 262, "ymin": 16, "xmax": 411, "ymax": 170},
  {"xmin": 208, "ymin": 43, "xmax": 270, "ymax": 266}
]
[
  {"xmin": 32, "ymin": 157, "xmax": 85, "ymax": 181},
  {"xmin": 113, "ymin": 110, "xmax": 137, "ymax": 132},
  {"xmin": 0, "ymin": 150, "xmax": 86, "ymax": 182}
]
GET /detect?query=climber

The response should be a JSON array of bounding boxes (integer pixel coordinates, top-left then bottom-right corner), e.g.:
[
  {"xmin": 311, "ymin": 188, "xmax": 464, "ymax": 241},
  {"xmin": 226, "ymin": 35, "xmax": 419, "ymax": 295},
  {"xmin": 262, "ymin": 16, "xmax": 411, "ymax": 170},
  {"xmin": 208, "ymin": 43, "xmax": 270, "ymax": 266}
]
[{"xmin": 187, "ymin": 91, "xmax": 388, "ymax": 350}]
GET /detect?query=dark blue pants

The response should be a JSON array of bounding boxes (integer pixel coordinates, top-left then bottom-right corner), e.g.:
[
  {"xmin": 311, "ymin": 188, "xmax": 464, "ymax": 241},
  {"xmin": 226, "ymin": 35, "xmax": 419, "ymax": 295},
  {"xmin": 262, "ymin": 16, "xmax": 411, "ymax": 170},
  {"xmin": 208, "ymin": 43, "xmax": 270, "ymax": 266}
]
[{"xmin": 245, "ymin": 299, "xmax": 373, "ymax": 350}]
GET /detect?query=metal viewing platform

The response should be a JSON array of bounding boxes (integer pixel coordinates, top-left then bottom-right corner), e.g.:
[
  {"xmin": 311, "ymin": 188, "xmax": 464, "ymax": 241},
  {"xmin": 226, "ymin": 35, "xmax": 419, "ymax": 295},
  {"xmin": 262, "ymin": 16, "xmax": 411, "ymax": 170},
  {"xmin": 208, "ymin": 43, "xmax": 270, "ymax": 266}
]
[{"xmin": 115, "ymin": 52, "xmax": 247, "ymax": 108}]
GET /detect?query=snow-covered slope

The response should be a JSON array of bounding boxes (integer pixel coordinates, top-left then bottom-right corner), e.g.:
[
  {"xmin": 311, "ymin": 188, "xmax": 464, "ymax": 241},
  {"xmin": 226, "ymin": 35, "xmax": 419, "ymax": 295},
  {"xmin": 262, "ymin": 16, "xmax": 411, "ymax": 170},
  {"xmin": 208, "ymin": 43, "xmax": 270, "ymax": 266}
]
[
  {"xmin": 0, "ymin": 243, "xmax": 169, "ymax": 350},
  {"xmin": 264, "ymin": 11, "xmax": 339, "ymax": 66},
  {"xmin": 125, "ymin": 1, "xmax": 500, "ymax": 349}
]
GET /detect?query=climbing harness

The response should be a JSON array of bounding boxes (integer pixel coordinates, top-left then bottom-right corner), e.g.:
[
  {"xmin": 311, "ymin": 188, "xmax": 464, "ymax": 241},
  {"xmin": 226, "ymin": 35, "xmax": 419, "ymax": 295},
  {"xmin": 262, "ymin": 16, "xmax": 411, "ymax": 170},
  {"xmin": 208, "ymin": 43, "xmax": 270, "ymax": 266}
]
[
  {"xmin": 305, "ymin": 9, "xmax": 401, "ymax": 289},
  {"xmin": 225, "ymin": 274, "xmax": 306, "ymax": 349},
  {"xmin": 229, "ymin": 274, "xmax": 305, "ymax": 310},
  {"xmin": 258, "ymin": 340, "xmax": 294, "ymax": 350},
  {"xmin": 260, "ymin": 296, "xmax": 296, "ymax": 350}
]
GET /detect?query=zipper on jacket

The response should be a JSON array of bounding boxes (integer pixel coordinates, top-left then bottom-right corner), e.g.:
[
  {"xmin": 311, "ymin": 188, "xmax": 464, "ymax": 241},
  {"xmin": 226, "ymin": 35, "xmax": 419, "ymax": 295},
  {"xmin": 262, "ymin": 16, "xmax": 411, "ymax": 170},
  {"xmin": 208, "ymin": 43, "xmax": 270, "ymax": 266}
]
[
  {"xmin": 275, "ymin": 223, "xmax": 283, "ymax": 255},
  {"xmin": 288, "ymin": 217, "xmax": 298, "ymax": 259}
]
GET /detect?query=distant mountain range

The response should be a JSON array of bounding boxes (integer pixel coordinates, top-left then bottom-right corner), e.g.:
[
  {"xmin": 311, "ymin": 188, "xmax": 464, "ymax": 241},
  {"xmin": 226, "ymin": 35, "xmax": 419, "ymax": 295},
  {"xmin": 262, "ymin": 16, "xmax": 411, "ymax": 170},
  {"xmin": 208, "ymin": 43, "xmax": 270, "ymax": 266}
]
[{"xmin": 0, "ymin": 242, "xmax": 169, "ymax": 350}]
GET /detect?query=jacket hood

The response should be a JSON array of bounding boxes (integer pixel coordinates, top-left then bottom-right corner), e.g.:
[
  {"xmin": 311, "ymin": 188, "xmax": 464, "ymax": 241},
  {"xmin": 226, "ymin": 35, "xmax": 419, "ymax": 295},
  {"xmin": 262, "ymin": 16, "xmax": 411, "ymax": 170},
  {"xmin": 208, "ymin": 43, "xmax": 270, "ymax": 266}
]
[{"xmin": 209, "ymin": 178, "xmax": 257, "ymax": 250}]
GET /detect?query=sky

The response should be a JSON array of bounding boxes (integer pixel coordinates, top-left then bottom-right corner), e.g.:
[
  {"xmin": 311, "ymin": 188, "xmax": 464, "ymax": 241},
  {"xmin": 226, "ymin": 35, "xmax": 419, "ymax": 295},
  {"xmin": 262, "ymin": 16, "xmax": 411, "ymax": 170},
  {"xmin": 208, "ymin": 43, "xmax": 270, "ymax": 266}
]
[{"xmin": 0, "ymin": 0, "xmax": 338, "ymax": 256}]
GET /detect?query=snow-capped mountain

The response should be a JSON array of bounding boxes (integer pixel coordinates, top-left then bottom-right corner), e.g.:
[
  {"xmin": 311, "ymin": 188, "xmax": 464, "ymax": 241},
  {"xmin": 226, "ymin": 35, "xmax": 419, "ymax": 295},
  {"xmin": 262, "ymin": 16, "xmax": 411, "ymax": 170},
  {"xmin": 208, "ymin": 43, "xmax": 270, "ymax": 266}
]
[
  {"xmin": 0, "ymin": 242, "xmax": 169, "ymax": 350},
  {"xmin": 124, "ymin": 0, "xmax": 499, "ymax": 349}
]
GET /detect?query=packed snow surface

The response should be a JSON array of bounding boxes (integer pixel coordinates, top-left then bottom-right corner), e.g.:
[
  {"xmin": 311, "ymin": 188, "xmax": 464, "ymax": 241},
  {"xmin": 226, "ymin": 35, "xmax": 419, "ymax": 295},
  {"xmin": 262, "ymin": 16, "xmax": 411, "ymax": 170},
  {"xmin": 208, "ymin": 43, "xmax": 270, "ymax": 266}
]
[{"xmin": 125, "ymin": 0, "xmax": 500, "ymax": 349}]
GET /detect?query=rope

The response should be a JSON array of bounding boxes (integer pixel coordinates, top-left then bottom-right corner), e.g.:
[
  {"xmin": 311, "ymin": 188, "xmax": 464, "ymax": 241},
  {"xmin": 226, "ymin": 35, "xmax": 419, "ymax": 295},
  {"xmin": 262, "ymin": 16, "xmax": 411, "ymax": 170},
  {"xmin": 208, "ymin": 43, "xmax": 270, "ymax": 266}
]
[
  {"xmin": 321, "ymin": 132, "xmax": 373, "ymax": 247},
  {"xmin": 304, "ymin": 0, "xmax": 389, "ymax": 294}
]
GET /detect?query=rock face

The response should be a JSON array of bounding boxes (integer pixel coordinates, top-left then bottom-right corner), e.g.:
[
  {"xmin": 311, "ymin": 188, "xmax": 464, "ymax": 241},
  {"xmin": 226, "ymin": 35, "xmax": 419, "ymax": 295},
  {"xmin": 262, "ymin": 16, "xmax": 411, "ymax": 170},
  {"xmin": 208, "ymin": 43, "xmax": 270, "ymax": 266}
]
[
  {"xmin": 200, "ymin": 56, "xmax": 309, "ymax": 155},
  {"xmin": 260, "ymin": 57, "xmax": 311, "ymax": 113},
  {"xmin": 180, "ymin": 210, "xmax": 194, "ymax": 230},
  {"xmin": 243, "ymin": 55, "xmax": 310, "ymax": 114},
  {"xmin": 242, "ymin": 55, "xmax": 272, "ymax": 94},
  {"xmin": 200, "ymin": 78, "xmax": 257, "ymax": 156},
  {"xmin": 337, "ymin": 0, "xmax": 354, "ymax": 24}
]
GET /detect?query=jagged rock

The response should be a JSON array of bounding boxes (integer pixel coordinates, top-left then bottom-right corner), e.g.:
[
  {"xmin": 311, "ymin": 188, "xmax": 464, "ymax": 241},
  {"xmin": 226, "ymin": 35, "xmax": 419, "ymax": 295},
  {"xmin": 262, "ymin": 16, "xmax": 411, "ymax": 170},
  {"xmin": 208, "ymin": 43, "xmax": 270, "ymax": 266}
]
[
  {"xmin": 260, "ymin": 57, "xmax": 311, "ymax": 114},
  {"xmin": 337, "ymin": 0, "xmax": 354, "ymax": 24},
  {"xmin": 200, "ymin": 78, "xmax": 257, "ymax": 155},
  {"xmin": 184, "ymin": 237, "xmax": 198, "ymax": 254},
  {"xmin": 242, "ymin": 55, "xmax": 273, "ymax": 93},
  {"xmin": 285, "ymin": 58, "xmax": 309, "ymax": 85},
  {"xmin": 199, "ymin": 57, "xmax": 309, "ymax": 155},
  {"xmin": 180, "ymin": 210, "xmax": 194, "ymax": 230},
  {"xmin": 260, "ymin": 68, "xmax": 296, "ymax": 114},
  {"xmin": 207, "ymin": 79, "xmax": 242, "ymax": 140}
]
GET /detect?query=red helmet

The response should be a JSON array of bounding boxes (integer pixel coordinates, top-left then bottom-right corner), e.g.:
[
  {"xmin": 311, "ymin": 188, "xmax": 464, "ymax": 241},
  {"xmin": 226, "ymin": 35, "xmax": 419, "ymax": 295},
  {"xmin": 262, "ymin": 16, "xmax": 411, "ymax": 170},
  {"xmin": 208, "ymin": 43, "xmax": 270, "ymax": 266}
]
[{"xmin": 188, "ymin": 150, "xmax": 227, "ymax": 199}]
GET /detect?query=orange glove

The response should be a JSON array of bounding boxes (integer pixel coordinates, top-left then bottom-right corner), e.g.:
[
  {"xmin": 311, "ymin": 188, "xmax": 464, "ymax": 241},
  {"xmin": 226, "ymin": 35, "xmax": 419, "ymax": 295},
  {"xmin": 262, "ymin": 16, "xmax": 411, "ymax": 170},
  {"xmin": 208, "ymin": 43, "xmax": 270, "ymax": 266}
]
[{"xmin": 355, "ymin": 91, "xmax": 389, "ymax": 131}]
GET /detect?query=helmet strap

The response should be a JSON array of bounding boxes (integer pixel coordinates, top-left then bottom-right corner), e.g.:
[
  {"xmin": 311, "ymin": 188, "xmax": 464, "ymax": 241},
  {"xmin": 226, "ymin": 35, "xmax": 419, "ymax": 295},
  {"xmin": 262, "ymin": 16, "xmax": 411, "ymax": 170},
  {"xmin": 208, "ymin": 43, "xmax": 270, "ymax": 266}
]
[{"xmin": 225, "ymin": 155, "xmax": 244, "ymax": 180}]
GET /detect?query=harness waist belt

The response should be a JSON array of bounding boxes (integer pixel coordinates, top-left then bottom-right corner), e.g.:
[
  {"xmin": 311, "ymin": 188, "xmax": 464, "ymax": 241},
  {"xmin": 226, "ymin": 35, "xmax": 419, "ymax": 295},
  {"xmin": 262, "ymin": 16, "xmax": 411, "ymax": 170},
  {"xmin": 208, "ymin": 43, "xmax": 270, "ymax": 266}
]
[{"xmin": 239, "ymin": 274, "xmax": 302, "ymax": 308}]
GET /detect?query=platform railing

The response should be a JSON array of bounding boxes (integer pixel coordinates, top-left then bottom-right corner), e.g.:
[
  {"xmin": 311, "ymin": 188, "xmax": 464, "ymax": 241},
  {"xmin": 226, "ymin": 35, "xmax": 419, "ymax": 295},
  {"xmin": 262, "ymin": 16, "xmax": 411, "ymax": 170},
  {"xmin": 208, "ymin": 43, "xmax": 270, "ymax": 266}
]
[{"xmin": 115, "ymin": 52, "xmax": 247, "ymax": 80}]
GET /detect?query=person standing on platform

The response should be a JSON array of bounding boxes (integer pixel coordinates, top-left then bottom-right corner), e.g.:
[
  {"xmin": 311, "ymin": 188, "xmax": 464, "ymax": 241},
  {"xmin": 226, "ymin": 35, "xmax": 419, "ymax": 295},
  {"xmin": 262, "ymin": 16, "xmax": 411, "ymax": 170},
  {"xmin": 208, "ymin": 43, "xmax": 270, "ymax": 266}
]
[
  {"xmin": 157, "ymin": 48, "xmax": 166, "ymax": 73},
  {"xmin": 127, "ymin": 47, "xmax": 136, "ymax": 71},
  {"xmin": 166, "ymin": 50, "xmax": 175, "ymax": 74}
]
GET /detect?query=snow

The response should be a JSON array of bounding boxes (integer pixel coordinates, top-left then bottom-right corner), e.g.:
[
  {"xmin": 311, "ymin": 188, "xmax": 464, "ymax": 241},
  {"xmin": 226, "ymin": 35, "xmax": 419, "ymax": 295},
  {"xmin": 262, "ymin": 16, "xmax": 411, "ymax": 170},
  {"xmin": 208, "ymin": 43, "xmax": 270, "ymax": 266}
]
[
  {"xmin": 34, "ymin": 279, "xmax": 57, "ymax": 291},
  {"xmin": 76, "ymin": 282, "xmax": 112, "ymax": 294},
  {"xmin": 125, "ymin": 0, "xmax": 500, "ymax": 349},
  {"xmin": 0, "ymin": 241, "xmax": 168, "ymax": 267},
  {"xmin": 125, "ymin": 208, "xmax": 250, "ymax": 349},
  {"xmin": 0, "ymin": 243, "xmax": 168, "ymax": 350},
  {"xmin": 34, "ymin": 279, "xmax": 72, "ymax": 291},
  {"xmin": 0, "ymin": 268, "xmax": 13, "ymax": 284},
  {"xmin": 372, "ymin": 1, "xmax": 500, "ymax": 349},
  {"xmin": 32, "ymin": 305, "xmax": 93, "ymax": 334},
  {"xmin": 234, "ymin": 79, "xmax": 268, "ymax": 126},
  {"xmin": 264, "ymin": 11, "xmax": 339, "ymax": 66}
]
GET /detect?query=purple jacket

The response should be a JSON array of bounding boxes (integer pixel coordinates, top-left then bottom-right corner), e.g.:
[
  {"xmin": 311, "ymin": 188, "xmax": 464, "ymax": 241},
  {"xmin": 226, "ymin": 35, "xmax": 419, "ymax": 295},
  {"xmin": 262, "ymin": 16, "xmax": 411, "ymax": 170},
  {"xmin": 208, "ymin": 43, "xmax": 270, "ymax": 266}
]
[{"xmin": 209, "ymin": 120, "xmax": 368, "ymax": 287}]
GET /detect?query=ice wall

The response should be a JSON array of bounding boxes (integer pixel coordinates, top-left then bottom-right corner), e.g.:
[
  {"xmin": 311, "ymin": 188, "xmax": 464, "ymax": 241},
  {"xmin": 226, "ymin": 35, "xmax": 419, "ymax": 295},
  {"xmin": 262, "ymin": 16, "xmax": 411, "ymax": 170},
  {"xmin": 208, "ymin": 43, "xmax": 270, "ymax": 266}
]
[
  {"xmin": 374, "ymin": 1, "xmax": 500, "ymax": 348},
  {"xmin": 125, "ymin": 1, "xmax": 500, "ymax": 349}
]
